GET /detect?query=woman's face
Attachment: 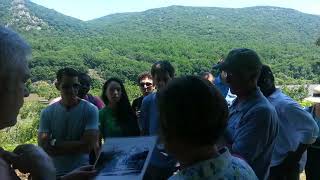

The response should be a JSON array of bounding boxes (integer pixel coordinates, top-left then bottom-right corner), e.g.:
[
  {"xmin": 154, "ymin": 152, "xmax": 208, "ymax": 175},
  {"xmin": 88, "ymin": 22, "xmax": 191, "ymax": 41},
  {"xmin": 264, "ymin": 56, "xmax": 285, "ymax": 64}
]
[{"xmin": 106, "ymin": 81, "xmax": 122, "ymax": 104}]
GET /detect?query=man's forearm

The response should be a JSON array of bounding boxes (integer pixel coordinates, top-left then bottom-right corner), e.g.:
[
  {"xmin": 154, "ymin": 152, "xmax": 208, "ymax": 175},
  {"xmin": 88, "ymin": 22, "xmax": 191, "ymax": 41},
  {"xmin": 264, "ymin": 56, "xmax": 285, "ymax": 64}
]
[{"xmin": 48, "ymin": 141, "xmax": 92, "ymax": 156}]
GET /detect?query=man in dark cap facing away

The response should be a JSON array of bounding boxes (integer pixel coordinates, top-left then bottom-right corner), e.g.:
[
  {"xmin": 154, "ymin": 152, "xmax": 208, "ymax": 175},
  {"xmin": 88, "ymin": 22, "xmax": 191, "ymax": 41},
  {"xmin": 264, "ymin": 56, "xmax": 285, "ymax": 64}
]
[{"xmin": 218, "ymin": 48, "xmax": 279, "ymax": 180}]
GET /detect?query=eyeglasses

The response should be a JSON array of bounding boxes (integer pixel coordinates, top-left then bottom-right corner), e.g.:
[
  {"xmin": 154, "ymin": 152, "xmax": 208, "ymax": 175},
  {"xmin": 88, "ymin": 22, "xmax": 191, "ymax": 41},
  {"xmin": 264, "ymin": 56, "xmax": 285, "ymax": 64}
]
[{"xmin": 140, "ymin": 82, "xmax": 153, "ymax": 87}]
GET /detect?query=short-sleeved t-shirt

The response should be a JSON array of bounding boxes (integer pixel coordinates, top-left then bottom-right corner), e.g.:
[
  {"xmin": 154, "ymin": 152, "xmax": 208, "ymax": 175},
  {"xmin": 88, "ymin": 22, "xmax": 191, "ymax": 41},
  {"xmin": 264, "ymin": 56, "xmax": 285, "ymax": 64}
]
[{"xmin": 38, "ymin": 99, "xmax": 99, "ymax": 176}]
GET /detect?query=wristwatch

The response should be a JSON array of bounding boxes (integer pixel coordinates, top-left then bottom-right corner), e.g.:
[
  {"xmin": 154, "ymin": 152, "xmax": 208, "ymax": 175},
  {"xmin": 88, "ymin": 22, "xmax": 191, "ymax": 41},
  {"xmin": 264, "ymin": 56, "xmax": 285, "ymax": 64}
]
[{"xmin": 50, "ymin": 138, "xmax": 57, "ymax": 147}]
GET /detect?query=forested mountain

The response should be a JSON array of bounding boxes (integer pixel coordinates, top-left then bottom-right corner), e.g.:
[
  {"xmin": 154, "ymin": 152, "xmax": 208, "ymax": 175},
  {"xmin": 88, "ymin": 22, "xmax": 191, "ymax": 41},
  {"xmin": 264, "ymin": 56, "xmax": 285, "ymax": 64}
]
[{"xmin": 1, "ymin": 0, "xmax": 320, "ymax": 84}]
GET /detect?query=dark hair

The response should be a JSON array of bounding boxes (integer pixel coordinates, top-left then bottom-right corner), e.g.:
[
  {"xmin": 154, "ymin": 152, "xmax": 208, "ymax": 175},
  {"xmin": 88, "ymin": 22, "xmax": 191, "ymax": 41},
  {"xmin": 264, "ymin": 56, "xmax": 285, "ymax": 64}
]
[
  {"xmin": 151, "ymin": 61, "xmax": 175, "ymax": 78},
  {"xmin": 223, "ymin": 48, "xmax": 262, "ymax": 82},
  {"xmin": 258, "ymin": 64, "xmax": 276, "ymax": 96},
  {"xmin": 101, "ymin": 78, "xmax": 135, "ymax": 123},
  {"xmin": 78, "ymin": 72, "xmax": 91, "ymax": 84},
  {"xmin": 137, "ymin": 72, "xmax": 152, "ymax": 84},
  {"xmin": 56, "ymin": 68, "xmax": 79, "ymax": 83},
  {"xmin": 157, "ymin": 76, "xmax": 229, "ymax": 146}
]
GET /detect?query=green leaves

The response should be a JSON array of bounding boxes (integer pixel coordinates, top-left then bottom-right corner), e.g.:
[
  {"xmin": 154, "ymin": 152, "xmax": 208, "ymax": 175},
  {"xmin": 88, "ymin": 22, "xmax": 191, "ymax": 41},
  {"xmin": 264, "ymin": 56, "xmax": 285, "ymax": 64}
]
[
  {"xmin": 1, "ymin": 4, "xmax": 320, "ymax": 84},
  {"xmin": 316, "ymin": 37, "xmax": 320, "ymax": 46}
]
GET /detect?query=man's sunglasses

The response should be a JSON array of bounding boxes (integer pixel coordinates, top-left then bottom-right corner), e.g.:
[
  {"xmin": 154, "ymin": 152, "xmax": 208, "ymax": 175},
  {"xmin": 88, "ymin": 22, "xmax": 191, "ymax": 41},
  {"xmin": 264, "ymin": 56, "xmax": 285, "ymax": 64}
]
[
  {"xmin": 140, "ymin": 82, "xmax": 153, "ymax": 87},
  {"xmin": 62, "ymin": 83, "xmax": 81, "ymax": 90}
]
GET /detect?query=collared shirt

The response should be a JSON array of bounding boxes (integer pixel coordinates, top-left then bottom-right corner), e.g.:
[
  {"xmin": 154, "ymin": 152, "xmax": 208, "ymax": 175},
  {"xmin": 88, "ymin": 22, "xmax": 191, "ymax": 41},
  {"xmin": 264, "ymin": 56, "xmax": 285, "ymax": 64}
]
[
  {"xmin": 226, "ymin": 89, "xmax": 237, "ymax": 107},
  {"xmin": 225, "ymin": 88, "xmax": 279, "ymax": 180},
  {"xmin": 39, "ymin": 99, "xmax": 99, "ymax": 176},
  {"xmin": 169, "ymin": 147, "xmax": 258, "ymax": 180},
  {"xmin": 268, "ymin": 89, "xmax": 318, "ymax": 170},
  {"xmin": 214, "ymin": 75, "xmax": 229, "ymax": 97}
]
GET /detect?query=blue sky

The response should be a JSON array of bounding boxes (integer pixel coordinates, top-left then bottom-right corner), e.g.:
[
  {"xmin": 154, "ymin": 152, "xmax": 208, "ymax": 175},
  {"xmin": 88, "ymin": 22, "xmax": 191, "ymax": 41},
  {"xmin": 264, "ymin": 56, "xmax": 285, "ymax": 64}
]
[{"xmin": 30, "ymin": 0, "xmax": 320, "ymax": 21}]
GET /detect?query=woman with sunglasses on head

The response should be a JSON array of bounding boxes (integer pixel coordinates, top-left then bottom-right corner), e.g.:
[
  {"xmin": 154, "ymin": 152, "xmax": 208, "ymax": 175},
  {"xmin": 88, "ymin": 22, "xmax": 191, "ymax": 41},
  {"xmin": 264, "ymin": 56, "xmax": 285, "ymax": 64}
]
[
  {"xmin": 99, "ymin": 78, "xmax": 140, "ymax": 140},
  {"xmin": 132, "ymin": 72, "xmax": 155, "ymax": 131}
]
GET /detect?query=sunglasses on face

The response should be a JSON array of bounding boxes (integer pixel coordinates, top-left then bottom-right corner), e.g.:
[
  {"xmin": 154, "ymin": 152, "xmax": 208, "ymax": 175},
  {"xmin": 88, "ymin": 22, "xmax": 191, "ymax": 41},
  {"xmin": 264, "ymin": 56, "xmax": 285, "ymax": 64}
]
[
  {"xmin": 140, "ymin": 82, "xmax": 153, "ymax": 87},
  {"xmin": 61, "ymin": 83, "xmax": 80, "ymax": 90}
]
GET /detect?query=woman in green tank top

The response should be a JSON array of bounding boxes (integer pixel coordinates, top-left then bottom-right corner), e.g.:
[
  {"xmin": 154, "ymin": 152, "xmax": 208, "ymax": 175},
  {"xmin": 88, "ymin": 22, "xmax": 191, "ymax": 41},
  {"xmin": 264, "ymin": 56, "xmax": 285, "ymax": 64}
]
[{"xmin": 99, "ymin": 78, "xmax": 140, "ymax": 139}]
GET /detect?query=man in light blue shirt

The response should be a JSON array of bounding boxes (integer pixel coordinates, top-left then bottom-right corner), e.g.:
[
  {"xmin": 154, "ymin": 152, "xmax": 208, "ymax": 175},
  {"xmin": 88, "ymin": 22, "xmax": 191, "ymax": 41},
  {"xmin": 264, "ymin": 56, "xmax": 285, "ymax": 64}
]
[
  {"xmin": 213, "ymin": 70, "xmax": 229, "ymax": 97},
  {"xmin": 140, "ymin": 61, "xmax": 177, "ymax": 180},
  {"xmin": 213, "ymin": 62, "xmax": 237, "ymax": 106},
  {"xmin": 38, "ymin": 68, "xmax": 99, "ymax": 176},
  {"xmin": 258, "ymin": 65, "xmax": 318, "ymax": 180},
  {"xmin": 217, "ymin": 48, "xmax": 279, "ymax": 180}
]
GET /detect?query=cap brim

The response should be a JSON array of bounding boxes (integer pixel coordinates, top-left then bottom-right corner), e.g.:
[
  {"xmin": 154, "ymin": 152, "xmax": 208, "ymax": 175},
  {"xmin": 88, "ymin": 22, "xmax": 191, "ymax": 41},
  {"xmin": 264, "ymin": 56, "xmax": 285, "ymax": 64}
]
[{"xmin": 304, "ymin": 97, "xmax": 320, "ymax": 103}]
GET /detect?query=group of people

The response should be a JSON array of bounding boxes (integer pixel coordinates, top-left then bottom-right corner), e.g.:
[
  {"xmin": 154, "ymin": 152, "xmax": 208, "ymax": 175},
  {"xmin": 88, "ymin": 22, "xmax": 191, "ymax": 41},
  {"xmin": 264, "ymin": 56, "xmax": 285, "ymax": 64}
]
[{"xmin": 1, "ymin": 27, "xmax": 320, "ymax": 180}]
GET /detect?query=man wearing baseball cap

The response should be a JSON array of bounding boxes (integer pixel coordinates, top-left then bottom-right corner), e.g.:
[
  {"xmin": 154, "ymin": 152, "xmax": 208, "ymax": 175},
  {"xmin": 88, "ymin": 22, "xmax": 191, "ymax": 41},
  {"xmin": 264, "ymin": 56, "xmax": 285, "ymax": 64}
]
[{"xmin": 220, "ymin": 48, "xmax": 279, "ymax": 180}]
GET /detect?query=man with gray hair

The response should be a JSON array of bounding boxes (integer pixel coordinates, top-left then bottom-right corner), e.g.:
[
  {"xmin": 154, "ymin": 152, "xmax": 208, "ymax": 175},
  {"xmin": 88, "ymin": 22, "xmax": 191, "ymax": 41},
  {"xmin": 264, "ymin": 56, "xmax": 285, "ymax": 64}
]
[
  {"xmin": 0, "ymin": 27, "xmax": 96, "ymax": 180},
  {"xmin": 0, "ymin": 26, "xmax": 56, "ymax": 179}
]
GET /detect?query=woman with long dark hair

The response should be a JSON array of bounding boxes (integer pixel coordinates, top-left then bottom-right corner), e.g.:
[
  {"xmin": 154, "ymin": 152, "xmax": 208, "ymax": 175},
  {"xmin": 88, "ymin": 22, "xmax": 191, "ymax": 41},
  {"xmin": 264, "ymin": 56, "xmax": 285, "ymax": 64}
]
[{"xmin": 99, "ymin": 78, "xmax": 140, "ymax": 139}]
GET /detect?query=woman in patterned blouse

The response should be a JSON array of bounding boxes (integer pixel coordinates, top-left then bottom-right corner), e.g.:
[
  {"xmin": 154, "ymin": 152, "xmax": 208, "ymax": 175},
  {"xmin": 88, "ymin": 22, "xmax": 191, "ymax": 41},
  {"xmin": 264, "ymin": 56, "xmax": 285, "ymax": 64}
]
[{"xmin": 157, "ymin": 76, "xmax": 258, "ymax": 180}]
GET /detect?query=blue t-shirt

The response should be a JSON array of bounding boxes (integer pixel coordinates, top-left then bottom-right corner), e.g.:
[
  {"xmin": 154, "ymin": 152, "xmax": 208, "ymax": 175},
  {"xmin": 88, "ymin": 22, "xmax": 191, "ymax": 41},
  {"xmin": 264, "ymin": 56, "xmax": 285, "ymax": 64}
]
[
  {"xmin": 39, "ymin": 99, "xmax": 99, "ymax": 176},
  {"xmin": 225, "ymin": 88, "xmax": 279, "ymax": 180}
]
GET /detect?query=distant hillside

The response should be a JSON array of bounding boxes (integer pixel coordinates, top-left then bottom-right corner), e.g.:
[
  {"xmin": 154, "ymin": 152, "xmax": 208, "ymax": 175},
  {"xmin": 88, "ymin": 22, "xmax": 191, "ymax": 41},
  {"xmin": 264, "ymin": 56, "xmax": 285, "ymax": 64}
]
[
  {"xmin": 90, "ymin": 6, "xmax": 320, "ymax": 44},
  {"xmin": 1, "ymin": 0, "xmax": 320, "ymax": 84}
]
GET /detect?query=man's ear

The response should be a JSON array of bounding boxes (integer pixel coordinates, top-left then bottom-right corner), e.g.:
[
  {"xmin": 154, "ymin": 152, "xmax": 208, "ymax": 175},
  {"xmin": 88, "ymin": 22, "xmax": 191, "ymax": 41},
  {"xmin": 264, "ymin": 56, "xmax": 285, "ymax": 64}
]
[{"xmin": 55, "ymin": 81, "xmax": 60, "ymax": 91}]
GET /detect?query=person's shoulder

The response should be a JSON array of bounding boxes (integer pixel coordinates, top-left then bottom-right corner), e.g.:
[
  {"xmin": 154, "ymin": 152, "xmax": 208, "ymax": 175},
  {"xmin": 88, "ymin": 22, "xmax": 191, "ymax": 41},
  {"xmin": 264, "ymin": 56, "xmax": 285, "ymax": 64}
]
[
  {"xmin": 220, "ymin": 148, "xmax": 257, "ymax": 179},
  {"xmin": 228, "ymin": 156, "xmax": 258, "ymax": 179},
  {"xmin": 42, "ymin": 102, "xmax": 59, "ymax": 114},
  {"xmin": 254, "ymin": 93, "xmax": 276, "ymax": 111},
  {"xmin": 0, "ymin": 158, "xmax": 11, "ymax": 180},
  {"xmin": 246, "ymin": 96, "xmax": 278, "ymax": 122},
  {"xmin": 142, "ymin": 93, "xmax": 155, "ymax": 103},
  {"xmin": 304, "ymin": 106, "xmax": 312, "ymax": 112},
  {"xmin": 81, "ymin": 99, "xmax": 98, "ymax": 110},
  {"xmin": 271, "ymin": 90, "xmax": 299, "ymax": 107},
  {"xmin": 89, "ymin": 94, "xmax": 103, "ymax": 103}
]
